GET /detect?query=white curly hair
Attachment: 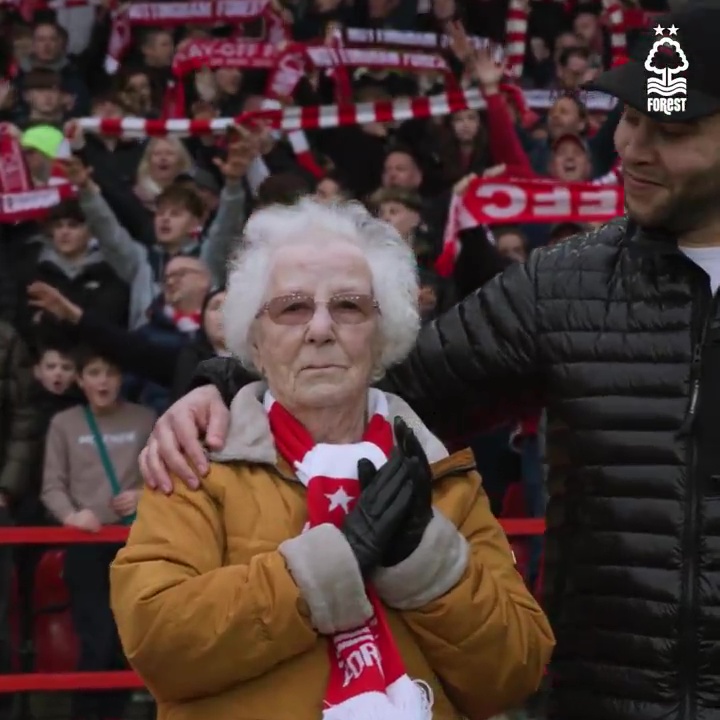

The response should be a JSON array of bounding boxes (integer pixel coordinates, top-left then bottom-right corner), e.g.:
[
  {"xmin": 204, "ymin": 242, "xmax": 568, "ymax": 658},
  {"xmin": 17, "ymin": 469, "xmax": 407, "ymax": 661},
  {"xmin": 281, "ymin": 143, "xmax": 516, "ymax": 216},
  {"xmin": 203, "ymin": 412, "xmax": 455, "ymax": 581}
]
[{"xmin": 224, "ymin": 197, "xmax": 420, "ymax": 378}]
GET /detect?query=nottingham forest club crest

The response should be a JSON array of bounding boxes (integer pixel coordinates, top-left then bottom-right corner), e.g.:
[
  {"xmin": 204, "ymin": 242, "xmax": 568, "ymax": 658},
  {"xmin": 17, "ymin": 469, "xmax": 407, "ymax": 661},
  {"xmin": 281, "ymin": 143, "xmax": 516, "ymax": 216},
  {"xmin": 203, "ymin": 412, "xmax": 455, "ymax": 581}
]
[{"xmin": 645, "ymin": 24, "xmax": 689, "ymax": 116}]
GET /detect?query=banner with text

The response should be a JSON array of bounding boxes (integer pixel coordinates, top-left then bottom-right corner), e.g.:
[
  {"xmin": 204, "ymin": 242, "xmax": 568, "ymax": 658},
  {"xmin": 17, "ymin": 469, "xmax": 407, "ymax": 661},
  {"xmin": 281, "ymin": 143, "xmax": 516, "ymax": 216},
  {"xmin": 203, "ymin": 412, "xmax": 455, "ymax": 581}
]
[{"xmin": 460, "ymin": 177, "xmax": 624, "ymax": 225}]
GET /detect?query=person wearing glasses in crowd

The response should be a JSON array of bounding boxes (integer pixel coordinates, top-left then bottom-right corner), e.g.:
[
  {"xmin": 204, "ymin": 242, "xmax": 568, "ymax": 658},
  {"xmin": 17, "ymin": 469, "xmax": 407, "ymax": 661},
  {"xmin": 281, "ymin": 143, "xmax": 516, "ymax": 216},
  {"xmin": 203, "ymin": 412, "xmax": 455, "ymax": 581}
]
[{"xmin": 109, "ymin": 199, "xmax": 553, "ymax": 720}]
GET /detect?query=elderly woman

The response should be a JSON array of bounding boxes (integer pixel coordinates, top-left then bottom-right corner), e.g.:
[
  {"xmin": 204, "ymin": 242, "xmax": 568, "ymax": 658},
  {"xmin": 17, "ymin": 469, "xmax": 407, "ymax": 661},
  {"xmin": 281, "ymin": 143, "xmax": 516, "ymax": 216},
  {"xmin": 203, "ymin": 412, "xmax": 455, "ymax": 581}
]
[{"xmin": 110, "ymin": 199, "xmax": 554, "ymax": 720}]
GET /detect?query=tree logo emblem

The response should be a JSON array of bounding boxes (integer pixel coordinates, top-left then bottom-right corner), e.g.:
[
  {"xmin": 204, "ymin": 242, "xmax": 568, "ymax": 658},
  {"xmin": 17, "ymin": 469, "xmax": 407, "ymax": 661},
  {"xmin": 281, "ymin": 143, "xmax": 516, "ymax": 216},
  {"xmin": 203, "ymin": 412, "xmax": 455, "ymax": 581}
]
[{"xmin": 644, "ymin": 25, "xmax": 688, "ymax": 114}]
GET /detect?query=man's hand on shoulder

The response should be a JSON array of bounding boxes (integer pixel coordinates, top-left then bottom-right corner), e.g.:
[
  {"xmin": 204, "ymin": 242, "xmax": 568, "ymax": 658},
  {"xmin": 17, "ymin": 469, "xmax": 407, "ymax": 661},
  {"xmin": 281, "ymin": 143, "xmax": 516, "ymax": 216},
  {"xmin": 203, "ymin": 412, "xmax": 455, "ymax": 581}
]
[{"xmin": 140, "ymin": 385, "xmax": 229, "ymax": 494}]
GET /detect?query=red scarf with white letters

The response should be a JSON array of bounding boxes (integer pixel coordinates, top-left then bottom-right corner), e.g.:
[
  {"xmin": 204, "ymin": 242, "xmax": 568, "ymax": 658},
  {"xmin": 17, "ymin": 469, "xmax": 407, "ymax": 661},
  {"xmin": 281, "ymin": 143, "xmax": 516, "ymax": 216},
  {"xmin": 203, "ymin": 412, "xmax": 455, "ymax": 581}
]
[
  {"xmin": 435, "ymin": 176, "xmax": 624, "ymax": 277},
  {"xmin": 265, "ymin": 388, "xmax": 432, "ymax": 720}
]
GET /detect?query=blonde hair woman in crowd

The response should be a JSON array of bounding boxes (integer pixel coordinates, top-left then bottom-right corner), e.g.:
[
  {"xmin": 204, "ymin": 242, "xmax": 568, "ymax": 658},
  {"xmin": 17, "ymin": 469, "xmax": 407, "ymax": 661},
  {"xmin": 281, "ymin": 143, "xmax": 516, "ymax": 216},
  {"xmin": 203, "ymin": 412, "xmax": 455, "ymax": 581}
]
[{"xmin": 134, "ymin": 136, "xmax": 193, "ymax": 210}]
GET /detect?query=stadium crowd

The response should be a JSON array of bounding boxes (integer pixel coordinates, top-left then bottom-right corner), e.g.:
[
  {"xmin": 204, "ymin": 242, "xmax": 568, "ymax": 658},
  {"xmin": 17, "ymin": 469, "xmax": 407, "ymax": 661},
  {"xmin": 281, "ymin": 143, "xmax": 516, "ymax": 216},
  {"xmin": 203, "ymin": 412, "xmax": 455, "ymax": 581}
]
[{"xmin": 0, "ymin": 0, "xmax": 661, "ymax": 717}]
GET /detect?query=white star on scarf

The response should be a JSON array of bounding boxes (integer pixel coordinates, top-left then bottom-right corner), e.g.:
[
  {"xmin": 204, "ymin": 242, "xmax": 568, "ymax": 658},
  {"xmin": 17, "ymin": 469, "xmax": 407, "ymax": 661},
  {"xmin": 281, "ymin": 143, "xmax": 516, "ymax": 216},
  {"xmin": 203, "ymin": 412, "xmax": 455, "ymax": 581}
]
[{"xmin": 325, "ymin": 487, "xmax": 353, "ymax": 513}]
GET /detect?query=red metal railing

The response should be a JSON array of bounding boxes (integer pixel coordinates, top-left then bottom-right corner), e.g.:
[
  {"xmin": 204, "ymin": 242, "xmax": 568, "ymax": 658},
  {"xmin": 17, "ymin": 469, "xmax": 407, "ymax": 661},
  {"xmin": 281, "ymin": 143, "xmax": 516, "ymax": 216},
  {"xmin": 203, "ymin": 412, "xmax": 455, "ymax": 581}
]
[{"xmin": 0, "ymin": 519, "xmax": 545, "ymax": 693}]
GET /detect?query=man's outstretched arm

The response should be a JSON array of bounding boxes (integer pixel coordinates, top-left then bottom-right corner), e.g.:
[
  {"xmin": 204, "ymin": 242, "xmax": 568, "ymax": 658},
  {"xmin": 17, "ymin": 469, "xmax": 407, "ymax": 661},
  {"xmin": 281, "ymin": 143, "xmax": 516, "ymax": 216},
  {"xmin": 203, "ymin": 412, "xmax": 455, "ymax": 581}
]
[
  {"xmin": 190, "ymin": 257, "xmax": 541, "ymax": 425},
  {"xmin": 381, "ymin": 258, "xmax": 541, "ymax": 425}
]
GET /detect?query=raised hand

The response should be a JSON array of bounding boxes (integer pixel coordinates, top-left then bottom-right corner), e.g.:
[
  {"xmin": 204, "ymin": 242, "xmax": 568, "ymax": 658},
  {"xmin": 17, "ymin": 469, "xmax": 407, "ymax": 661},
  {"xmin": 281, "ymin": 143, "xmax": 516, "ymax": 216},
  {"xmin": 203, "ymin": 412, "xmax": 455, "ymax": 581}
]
[
  {"xmin": 212, "ymin": 124, "xmax": 261, "ymax": 182},
  {"xmin": 446, "ymin": 20, "xmax": 506, "ymax": 93},
  {"xmin": 470, "ymin": 45, "xmax": 506, "ymax": 94},
  {"xmin": 27, "ymin": 282, "xmax": 83, "ymax": 323}
]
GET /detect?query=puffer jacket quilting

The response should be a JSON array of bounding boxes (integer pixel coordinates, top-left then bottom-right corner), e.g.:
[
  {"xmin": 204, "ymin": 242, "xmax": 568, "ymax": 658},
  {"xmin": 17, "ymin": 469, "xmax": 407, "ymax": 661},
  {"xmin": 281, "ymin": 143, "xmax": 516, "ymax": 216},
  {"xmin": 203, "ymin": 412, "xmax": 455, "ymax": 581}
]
[{"xmin": 386, "ymin": 217, "xmax": 714, "ymax": 720}]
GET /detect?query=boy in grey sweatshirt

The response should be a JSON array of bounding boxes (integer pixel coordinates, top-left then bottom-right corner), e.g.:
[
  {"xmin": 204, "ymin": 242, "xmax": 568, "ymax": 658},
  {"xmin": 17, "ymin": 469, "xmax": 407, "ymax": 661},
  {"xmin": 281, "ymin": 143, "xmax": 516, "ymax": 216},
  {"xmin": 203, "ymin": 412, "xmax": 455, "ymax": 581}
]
[
  {"xmin": 63, "ymin": 130, "xmax": 253, "ymax": 330},
  {"xmin": 42, "ymin": 346, "xmax": 154, "ymax": 720}
]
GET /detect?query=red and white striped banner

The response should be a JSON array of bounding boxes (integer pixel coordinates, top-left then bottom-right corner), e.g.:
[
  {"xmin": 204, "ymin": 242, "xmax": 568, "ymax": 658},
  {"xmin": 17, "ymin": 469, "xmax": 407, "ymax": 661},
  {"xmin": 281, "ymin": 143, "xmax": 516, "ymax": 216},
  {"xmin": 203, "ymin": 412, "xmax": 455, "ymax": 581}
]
[
  {"xmin": 603, "ymin": 0, "xmax": 628, "ymax": 67},
  {"xmin": 505, "ymin": 0, "xmax": 528, "ymax": 79},
  {"xmin": 78, "ymin": 87, "xmax": 616, "ymax": 138}
]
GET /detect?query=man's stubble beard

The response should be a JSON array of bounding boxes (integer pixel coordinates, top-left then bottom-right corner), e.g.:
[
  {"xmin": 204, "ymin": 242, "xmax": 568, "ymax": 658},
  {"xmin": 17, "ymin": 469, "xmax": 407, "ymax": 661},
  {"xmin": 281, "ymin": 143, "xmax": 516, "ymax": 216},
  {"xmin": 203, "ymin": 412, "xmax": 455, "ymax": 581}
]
[{"xmin": 627, "ymin": 161, "xmax": 720, "ymax": 237}]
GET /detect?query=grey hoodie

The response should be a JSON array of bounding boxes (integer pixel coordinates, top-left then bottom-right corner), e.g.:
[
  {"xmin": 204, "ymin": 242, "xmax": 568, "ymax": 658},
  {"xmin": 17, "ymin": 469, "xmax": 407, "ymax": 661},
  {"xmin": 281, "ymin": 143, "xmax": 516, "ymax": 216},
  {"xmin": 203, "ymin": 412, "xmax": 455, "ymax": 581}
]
[
  {"xmin": 79, "ymin": 180, "xmax": 247, "ymax": 329},
  {"xmin": 36, "ymin": 241, "xmax": 106, "ymax": 277}
]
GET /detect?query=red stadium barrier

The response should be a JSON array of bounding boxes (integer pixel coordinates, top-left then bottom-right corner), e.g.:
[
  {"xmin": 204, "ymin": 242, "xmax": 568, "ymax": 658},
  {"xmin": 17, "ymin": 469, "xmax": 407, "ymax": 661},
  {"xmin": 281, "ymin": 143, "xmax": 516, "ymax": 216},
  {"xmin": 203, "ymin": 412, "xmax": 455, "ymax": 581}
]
[
  {"xmin": 0, "ymin": 520, "xmax": 544, "ymax": 544},
  {"xmin": 0, "ymin": 518, "xmax": 545, "ymax": 693}
]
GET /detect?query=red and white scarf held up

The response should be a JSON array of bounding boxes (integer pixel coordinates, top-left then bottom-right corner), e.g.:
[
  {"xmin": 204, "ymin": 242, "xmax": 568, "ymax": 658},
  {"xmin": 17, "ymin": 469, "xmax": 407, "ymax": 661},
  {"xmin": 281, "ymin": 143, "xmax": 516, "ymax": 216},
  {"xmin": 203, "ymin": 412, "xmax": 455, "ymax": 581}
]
[{"xmin": 265, "ymin": 388, "xmax": 433, "ymax": 720}]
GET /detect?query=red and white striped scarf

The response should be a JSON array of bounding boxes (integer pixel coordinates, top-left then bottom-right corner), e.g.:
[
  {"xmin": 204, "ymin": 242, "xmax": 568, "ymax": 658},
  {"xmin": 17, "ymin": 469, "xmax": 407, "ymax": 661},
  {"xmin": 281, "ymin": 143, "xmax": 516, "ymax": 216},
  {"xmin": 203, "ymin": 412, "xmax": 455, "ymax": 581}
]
[
  {"xmin": 265, "ymin": 388, "xmax": 433, "ymax": 720},
  {"xmin": 603, "ymin": 0, "xmax": 628, "ymax": 67},
  {"xmin": 164, "ymin": 304, "xmax": 201, "ymax": 333},
  {"xmin": 504, "ymin": 0, "xmax": 528, "ymax": 80}
]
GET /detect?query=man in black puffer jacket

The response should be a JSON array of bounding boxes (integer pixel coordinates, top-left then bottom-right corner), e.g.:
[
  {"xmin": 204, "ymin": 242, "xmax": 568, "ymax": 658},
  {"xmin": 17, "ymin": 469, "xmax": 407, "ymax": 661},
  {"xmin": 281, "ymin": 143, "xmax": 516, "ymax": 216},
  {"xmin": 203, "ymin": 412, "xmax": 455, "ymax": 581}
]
[{"xmin": 136, "ymin": 7, "xmax": 720, "ymax": 720}]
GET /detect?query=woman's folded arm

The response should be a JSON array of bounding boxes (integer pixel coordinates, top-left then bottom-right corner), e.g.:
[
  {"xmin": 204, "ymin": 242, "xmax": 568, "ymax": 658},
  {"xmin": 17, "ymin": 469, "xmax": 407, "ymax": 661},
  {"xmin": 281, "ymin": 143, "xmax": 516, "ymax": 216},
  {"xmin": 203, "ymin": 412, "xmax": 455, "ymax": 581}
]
[
  {"xmin": 110, "ymin": 475, "xmax": 318, "ymax": 703},
  {"xmin": 374, "ymin": 470, "xmax": 555, "ymax": 719}
]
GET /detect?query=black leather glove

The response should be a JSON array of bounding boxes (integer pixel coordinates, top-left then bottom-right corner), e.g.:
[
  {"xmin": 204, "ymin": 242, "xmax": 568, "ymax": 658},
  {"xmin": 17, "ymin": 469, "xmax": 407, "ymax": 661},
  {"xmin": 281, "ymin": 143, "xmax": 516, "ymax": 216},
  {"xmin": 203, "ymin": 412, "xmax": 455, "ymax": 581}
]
[
  {"xmin": 340, "ymin": 449, "xmax": 416, "ymax": 575},
  {"xmin": 381, "ymin": 417, "xmax": 434, "ymax": 567}
]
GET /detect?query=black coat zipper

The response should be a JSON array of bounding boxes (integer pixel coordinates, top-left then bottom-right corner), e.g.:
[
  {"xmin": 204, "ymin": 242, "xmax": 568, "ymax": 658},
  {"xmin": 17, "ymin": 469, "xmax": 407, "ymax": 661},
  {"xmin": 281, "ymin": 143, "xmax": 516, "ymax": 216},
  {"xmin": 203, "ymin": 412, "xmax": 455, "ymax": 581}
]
[{"xmin": 678, "ymin": 282, "xmax": 716, "ymax": 720}]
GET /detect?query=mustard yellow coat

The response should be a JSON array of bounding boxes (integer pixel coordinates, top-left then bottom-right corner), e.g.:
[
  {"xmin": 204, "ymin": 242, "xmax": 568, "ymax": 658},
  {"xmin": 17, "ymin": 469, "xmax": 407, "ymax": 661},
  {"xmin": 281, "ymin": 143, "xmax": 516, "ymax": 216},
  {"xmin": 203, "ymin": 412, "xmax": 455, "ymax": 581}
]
[{"xmin": 110, "ymin": 385, "xmax": 554, "ymax": 720}]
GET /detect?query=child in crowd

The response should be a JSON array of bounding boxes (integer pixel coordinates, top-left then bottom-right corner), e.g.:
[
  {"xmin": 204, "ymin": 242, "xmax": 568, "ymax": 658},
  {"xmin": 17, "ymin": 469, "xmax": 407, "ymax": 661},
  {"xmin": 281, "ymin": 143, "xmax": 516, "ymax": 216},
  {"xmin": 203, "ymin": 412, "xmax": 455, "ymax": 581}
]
[
  {"xmin": 62, "ymin": 125, "xmax": 255, "ymax": 329},
  {"xmin": 24, "ymin": 341, "xmax": 82, "ymax": 522},
  {"xmin": 13, "ymin": 341, "xmax": 81, "ymax": 656},
  {"xmin": 368, "ymin": 187, "xmax": 453, "ymax": 321},
  {"xmin": 74, "ymin": 170, "xmax": 218, "ymax": 330},
  {"xmin": 41, "ymin": 342, "xmax": 155, "ymax": 532},
  {"xmin": 19, "ymin": 199, "xmax": 130, "ymax": 341},
  {"xmin": 369, "ymin": 186, "xmax": 436, "ymax": 260},
  {"xmin": 27, "ymin": 281, "xmax": 239, "ymax": 403},
  {"xmin": 18, "ymin": 67, "xmax": 65, "ymax": 128},
  {"xmin": 73, "ymin": 163, "xmax": 245, "ymax": 329},
  {"xmin": 33, "ymin": 343, "xmax": 76, "ymax": 398},
  {"xmin": 41, "ymin": 346, "xmax": 154, "ymax": 720}
]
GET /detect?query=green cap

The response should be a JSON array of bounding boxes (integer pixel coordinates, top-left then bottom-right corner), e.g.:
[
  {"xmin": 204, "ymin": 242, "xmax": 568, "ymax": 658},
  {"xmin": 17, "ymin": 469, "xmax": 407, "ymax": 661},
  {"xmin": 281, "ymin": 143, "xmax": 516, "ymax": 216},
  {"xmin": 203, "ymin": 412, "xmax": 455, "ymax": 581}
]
[{"xmin": 21, "ymin": 125, "xmax": 66, "ymax": 159}]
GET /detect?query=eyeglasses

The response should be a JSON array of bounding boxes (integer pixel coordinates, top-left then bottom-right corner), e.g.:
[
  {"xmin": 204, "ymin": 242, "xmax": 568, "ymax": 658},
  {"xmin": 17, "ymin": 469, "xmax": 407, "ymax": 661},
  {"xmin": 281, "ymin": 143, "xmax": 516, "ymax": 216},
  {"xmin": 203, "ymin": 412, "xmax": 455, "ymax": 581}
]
[
  {"xmin": 256, "ymin": 293, "xmax": 380, "ymax": 326},
  {"xmin": 163, "ymin": 268, "xmax": 203, "ymax": 283}
]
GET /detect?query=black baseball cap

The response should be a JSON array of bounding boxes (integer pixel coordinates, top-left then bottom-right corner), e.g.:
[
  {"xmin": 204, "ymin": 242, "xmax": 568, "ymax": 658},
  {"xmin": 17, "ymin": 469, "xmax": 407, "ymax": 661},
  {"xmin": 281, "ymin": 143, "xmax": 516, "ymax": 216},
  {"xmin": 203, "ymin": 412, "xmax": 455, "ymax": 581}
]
[{"xmin": 587, "ymin": 4, "xmax": 720, "ymax": 122}]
